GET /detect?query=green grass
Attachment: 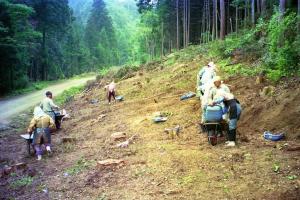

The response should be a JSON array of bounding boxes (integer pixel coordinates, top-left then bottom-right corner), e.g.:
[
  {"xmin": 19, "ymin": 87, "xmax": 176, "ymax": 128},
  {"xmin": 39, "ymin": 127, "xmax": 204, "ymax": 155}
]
[
  {"xmin": 10, "ymin": 176, "xmax": 33, "ymax": 188},
  {"xmin": 8, "ymin": 81, "xmax": 51, "ymax": 97},
  {"xmin": 54, "ymin": 85, "xmax": 84, "ymax": 106},
  {"xmin": 5, "ymin": 72, "xmax": 96, "ymax": 98},
  {"xmin": 65, "ymin": 158, "xmax": 93, "ymax": 176}
]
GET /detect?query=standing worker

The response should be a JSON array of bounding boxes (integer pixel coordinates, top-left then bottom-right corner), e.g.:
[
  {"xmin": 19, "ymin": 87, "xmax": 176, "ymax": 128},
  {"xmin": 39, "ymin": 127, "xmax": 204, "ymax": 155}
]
[
  {"xmin": 197, "ymin": 62, "xmax": 217, "ymax": 97},
  {"xmin": 40, "ymin": 91, "xmax": 59, "ymax": 121},
  {"xmin": 105, "ymin": 81, "xmax": 116, "ymax": 105}
]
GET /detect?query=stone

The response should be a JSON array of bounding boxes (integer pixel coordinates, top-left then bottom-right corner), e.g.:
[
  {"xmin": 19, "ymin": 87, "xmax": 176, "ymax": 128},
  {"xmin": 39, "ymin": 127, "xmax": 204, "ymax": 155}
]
[
  {"xmin": 62, "ymin": 137, "xmax": 77, "ymax": 143},
  {"xmin": 4, "ymin": 166, "xmax": 13, "ymax": 175},
  {"xmin": 14, "ymin": 162, "xmax": 27, "ymax": 170},
  {"xmin": 111, "ymin": 132, "xmax": 126, "ymax": 140},
  {"xmin": 255, "ymin": 75, "xmax": 264, "ymax": 84},
  {"xmin": 260, "ymin": 86, "xmax": 275, "ymax": 97},
  {"xmin": 97, "ymin": 159, "xmax": 125, "ymax": 167},
  {"xmin": 116, "ymin": 140, "xmax": 129, "ymax": 148}
]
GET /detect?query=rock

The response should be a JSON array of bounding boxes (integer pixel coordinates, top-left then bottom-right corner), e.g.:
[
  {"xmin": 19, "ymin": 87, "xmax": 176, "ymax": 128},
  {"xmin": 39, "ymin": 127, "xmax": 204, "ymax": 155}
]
[
  {"xmin": 98, "ymin": 114, "xmax": 106, "ymax": 120},
  {"xmin": 97, "ymin": 159, "xmax": 125, "ymax": 167},
  {"xmin": 90, "ymin": 99, "xmax": 99, "ymax": 104},
  {"xmin": 164, "ymin": 125, "xmax": 181, "ymax": 139},
  {"xmin": 111, "ymin": 132, "xmax": 126, "ymax": 140},
  {"xmin": 116, "ymin": 140, "xmax": 129, "ymax": 148},
  {"xmin": 260, "ymin": 86, "xmax": 275, "ymax": 97},
  {"xmin": 255, "ymin": 75, "xmax": 264, "ymax": 84},
  {"xmin": 4, "ymin": 166, "xmax": 13, "ymax": 175},
  {"xmin": 14, "ymin": 162, "xmax": 27, "ymax": 170},
  {"xmin": 61, "ymin": 137, "xmax": 77, "ymax": 143}
]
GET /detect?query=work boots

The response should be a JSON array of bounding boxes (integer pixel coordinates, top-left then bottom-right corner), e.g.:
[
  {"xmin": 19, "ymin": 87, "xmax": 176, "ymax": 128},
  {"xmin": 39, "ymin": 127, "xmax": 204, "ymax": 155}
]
[{"xmin": 226, "ymin": 129, "xmax": 237, "ymax": 147}]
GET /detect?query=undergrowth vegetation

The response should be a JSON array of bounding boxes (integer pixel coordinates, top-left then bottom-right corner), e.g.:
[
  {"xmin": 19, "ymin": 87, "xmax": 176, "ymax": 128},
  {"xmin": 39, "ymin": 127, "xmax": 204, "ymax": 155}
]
[
  {"xmin": 211, "ymin": 11, "xmax": 299, "ymax": 81},
  {"xmin": 55, "ymin": 86, "xmax": 84, "ymax": 106}
]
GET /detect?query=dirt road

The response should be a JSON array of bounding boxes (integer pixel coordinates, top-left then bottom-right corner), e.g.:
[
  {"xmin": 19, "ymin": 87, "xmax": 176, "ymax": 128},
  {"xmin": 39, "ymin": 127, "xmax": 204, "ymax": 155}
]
[{"xmin": 0, "ymin": 76, "xmax": 95, "ymax": 124}]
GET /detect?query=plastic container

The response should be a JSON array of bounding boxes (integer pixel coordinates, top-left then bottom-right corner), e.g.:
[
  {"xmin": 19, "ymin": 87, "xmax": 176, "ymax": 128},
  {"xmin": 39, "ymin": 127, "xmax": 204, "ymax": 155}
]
[
  {"xmin": 205, "ymin": 105, "xmax": 223, "ymax": 122},
  {"xmin": 153, "ymin": 117, "xmax": 168, "ymax": 123},
  {"xmin": 115, "ymin": 96, "xmax": 124, "ymax": 101},
  {"xmin": 180, "ymin": 92, "xmax": 196, "ymax": 101},
  {"xmin": 263, "ymin": 131, "xmax": 284, "ymax": 141}
]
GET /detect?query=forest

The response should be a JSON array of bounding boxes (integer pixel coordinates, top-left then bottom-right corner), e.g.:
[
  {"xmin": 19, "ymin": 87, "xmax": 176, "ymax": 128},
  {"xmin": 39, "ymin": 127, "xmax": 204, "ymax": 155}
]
[{"xmin": 0, "ymin": 0, "xmax": 299, "ymax": 94}]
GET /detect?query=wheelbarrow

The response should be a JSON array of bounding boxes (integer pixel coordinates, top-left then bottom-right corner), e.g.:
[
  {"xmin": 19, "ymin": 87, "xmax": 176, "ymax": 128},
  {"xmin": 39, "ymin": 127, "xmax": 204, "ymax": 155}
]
[
  {"xmin": 201, "ymin": 121, "xmax": 228, "ymax": 146},
  {"xmin": 20, "ymin": 134, "xmax": 35, "ymax": 155},
  {"xmin": 53, "ymin": 111, "xmax": 65, "ymax": 129}
]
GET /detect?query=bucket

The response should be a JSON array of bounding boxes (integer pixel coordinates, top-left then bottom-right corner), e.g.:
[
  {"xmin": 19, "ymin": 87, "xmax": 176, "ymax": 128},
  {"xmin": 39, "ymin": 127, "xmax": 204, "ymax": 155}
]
[{"xmin": 205, "ymin": 105, "xmax": 223, "ymax": 122}]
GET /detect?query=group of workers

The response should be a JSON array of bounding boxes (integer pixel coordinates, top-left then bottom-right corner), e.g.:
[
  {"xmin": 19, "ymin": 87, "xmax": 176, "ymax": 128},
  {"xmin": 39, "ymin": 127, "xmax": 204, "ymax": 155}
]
[
  {"xmin": 26, "ymin": 62, "xmax": 240, "ymax": 161},
  {"xmin": 27, "ymin": 91, "xmax": 59, "ymax": 160},
  {"xmin": 27, "ymin": 82, "xmax": 117, "ymax": 161},
  {"xmin": 197, "ymin": 62, "xmax": 242, "ymax": 147}
]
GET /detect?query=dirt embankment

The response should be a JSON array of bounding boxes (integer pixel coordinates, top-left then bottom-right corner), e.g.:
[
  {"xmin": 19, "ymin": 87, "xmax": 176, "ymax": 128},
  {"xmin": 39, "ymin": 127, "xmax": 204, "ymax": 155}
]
[{"xmin": 0, "ymin": 57, "xmax": 299, "ymax": 200}]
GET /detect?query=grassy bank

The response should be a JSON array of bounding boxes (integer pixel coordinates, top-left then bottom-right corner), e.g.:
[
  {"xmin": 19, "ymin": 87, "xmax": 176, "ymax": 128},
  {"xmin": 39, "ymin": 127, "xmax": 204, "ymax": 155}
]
[{"xmin": 4, "ymin": 72, "xmax": 96, "ymax": 98}]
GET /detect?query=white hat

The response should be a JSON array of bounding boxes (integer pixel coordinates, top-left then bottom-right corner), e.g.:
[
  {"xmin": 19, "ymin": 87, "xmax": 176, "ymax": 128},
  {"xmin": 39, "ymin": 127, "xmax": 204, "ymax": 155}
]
[
  {"xmin": 213, "ymin": 76, "xmax": 222, "ymax": 83},
  {"xmin": 208, "ymin": 62, "xmax": 215, "ymax": 68}
]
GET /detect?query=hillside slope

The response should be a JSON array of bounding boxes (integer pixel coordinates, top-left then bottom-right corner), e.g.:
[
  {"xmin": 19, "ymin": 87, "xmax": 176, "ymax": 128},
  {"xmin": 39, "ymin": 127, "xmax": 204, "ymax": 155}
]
[{"xmin": 0, "ymin": 47, "xmax": 299, "ymax": 199}]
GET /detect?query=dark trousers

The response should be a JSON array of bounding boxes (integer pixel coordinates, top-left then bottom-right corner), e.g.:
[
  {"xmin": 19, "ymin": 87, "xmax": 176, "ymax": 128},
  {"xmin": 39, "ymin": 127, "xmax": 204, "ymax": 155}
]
[
  {"xmin": 225, "ymin": 99, "xmax": 238, "ymax": 120},
  {"xmin": 108, "ymin": 91, "xmax": 115, "ymax": 103}
]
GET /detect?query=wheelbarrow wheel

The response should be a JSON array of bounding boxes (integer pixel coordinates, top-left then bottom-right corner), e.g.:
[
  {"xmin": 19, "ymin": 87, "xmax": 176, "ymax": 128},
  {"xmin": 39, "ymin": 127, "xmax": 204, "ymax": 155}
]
[{"xmin": 208, "ymin": 130, "xmax": 217, "ymax": 146}]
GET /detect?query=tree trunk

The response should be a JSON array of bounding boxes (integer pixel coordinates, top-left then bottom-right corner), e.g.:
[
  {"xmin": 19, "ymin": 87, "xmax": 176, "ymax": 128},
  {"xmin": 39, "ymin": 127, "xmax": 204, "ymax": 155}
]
[
  {"xmin": 236, "ymin": 6, "xmax": 238, "ymax": 33},
  {"xmin": 213, "ymin": 0, "xmax": 216, "ymax": 40},
  {"xmin": 257, "ymin": 0, "xmax": 260, "ymax": 14},
  {"xmin": 220, "ymin": 0, "xmax": 225, "ymax": 40},
  {"xmin": 187, "ymin": 0, "xmax": 190, "ymax": 45},
  {"xmin": 251, "ymin": 0, "xmax": 255, "ymax": 25},
  {"xmin": 261, "ymin": 0, "xmax": 266, "ymax": 16},
  {"xmin": 183, "ymin": 0, "xmax": 186, "ymax": 47},
  {"xmin": 42, "ymin": 28, "xmax": 47, "ymax": 80},
  {"xmin": 176, "ymin": 0, "xmax": 179, "ymax": 49},
  {"xmin": 297, "ymin": 0, "xmax": 300, "ymax": 34},
  {"xmin": 215, "ymin": 0, "xmax": 218, "ymax": 39},
  {"xmin": 280, "ymin": 0, "xmax": 286, "ymax": 16},
  {"xmin": 244, "ymin": 0, "xmax": 247, "ymax": 27}
]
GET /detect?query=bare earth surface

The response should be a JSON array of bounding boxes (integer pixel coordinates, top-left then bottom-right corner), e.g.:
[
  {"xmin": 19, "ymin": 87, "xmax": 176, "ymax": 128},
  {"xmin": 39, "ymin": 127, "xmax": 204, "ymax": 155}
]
[
  {"xmin": 0, "ymin": 76, "xmax": 95, "ymax": 124},
  {"xmin": 0, "ymin": 57, "xmax": 299, "ymax": 200}
]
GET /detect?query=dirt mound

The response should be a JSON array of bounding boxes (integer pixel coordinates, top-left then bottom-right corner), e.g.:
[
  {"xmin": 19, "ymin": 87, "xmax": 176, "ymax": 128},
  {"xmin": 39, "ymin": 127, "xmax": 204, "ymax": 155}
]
[{"xmin": 229, "ymin": 76, "xmax": 300, "ymax": 141}]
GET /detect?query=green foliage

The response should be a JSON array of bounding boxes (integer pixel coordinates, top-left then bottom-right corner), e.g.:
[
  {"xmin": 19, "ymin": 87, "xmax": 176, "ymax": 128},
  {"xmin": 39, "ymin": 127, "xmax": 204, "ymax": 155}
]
[
  {"xmin": 265, "ymin": 12, "xmax": 299, "ymax": 78},
  {"xmin": 212, "ymin": 11, "xmax": 299, "ymax": 81},
  {"xmin": 85, "ymin": 0, "xmax": 118, "ymax": 68},
  {"xmin": 0, "ymin": 0, "xmax": 41, "ymax": 94},
  {"xmin": 10, "ymin": 176, "xmax": 33, "ymax": 188},
  {"xmin": 65, "ymin": 158, "xmax": 92, "ymax": 175},
  {"xmin": 113, "ymin": 65, "xmax": 140, "ymax": 80},
  {"xmin": 55, "ymin": 85, "xmax": 84, "ymax": 106}
]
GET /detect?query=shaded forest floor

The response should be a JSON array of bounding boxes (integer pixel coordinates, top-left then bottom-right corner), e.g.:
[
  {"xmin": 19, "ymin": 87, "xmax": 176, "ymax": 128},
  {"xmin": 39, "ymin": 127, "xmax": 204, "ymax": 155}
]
[{"xmin": 0, "ymin": 49, "xmax": 300, "ymax": 200}]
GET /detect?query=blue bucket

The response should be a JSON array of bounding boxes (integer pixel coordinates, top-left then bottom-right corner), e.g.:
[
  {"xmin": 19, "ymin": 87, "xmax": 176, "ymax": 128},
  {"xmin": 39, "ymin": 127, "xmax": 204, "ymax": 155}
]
[
  {"xmin": 263, "ymin": 131, "xmax": 284, "ymax": 141},
  {"xmin": 205, "ymin": 105, "xmax": 223, "ymax": 122}
]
